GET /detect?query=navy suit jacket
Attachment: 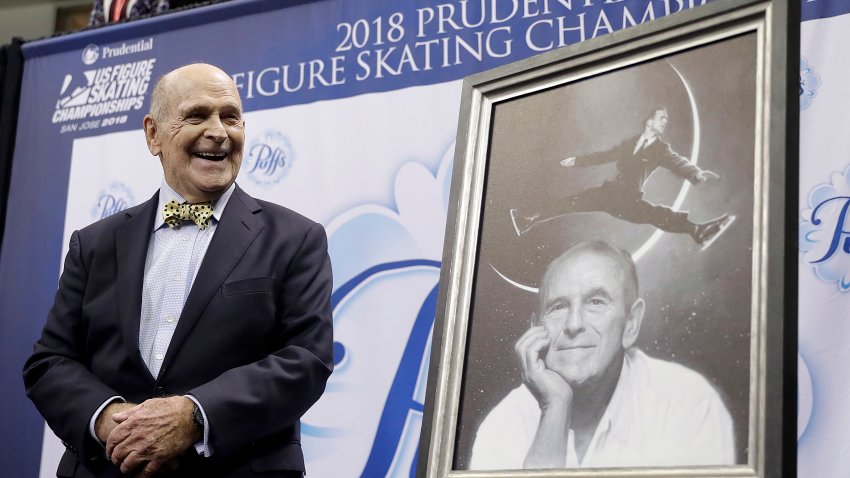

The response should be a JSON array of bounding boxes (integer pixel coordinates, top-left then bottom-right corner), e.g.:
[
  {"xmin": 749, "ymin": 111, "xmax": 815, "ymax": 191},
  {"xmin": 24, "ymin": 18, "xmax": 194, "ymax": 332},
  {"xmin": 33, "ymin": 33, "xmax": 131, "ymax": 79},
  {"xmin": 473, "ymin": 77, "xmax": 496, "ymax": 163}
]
[{"xmin": 23, "ymin": 185, "xmax": 334, "ymax": 477}]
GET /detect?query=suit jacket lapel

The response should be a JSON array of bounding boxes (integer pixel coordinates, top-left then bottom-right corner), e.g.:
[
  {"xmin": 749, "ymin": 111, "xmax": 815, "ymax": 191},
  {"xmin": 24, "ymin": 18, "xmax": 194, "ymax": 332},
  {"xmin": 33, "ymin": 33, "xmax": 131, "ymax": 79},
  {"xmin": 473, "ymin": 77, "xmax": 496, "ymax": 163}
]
[
  {"xmin": 159, "ymin": 186, "xmax": 264, "ymax": 378},
  {"xmin": 632, "ymin": 135, "xmax": 644, "ymax": 156},
  {"xmin": 115, "ymin": 191, "xmax": 158, "ymax": 382}
]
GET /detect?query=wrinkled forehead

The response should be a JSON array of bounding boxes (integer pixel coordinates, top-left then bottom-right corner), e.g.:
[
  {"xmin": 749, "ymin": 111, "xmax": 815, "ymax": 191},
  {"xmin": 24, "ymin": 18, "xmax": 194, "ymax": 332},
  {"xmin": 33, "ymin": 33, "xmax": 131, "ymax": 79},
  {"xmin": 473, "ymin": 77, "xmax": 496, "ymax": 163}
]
[
  {"xmin": 165, "ymin": 69, "xmax": 243, "ymax": 112},
  {"xmin": 540, "ymin": 251, "xmax": 627, "ymax": 300}
]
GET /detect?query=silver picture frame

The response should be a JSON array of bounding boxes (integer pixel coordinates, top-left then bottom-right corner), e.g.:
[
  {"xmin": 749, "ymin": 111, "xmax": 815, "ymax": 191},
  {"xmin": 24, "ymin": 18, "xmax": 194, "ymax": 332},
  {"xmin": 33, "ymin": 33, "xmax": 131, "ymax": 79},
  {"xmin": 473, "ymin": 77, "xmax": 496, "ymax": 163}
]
[{"xmin": 417, "ymin": 0, "xmax": 798, "ymax": 477}]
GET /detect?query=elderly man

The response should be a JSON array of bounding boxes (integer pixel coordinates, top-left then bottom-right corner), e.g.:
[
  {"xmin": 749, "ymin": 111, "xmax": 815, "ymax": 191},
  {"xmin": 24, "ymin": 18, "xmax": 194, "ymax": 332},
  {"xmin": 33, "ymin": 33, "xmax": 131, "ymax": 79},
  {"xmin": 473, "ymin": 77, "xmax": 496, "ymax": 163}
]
[
  {"xmin": 470, "ymin": 241, "xmax": 734, "ymax": 469},
  {"xmin": 23, "ymin": 64, "xmax": 333, "ymax": 478},
  {"xmin": 510, "ymin": 108, "xmax": 734, "ymax": 250}
]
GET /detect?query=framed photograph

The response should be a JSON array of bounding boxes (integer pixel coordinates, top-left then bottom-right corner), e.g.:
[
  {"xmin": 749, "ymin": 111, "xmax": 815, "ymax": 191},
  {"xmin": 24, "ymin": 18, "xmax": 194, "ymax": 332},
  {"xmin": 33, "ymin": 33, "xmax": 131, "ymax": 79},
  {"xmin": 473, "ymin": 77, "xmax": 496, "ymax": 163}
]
[{"xmin": 417, "ymin": 0, "xmax": 798, "ymax": 477}]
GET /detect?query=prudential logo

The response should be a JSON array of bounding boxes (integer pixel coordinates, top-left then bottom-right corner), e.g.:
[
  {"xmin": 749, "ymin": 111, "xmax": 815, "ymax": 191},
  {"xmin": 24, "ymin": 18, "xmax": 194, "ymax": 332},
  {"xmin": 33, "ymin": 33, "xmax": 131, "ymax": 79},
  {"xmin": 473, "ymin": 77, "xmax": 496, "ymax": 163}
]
[
  {"xmin": 82, "ymin": 45, "xmax": 100, "ymax": 65},
  {"xmin": 82, "ymin": 38, "xmax": 155, "ymax": 65},
  {"xmin": 244, "ymin": 130, "xmax": 293, "ymax": 188}
]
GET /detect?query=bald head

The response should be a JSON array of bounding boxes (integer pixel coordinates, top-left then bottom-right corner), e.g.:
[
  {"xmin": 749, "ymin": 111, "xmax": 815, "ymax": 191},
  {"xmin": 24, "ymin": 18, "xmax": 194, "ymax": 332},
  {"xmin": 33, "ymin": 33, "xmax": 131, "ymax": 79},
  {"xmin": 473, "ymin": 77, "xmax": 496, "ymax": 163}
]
[{"xmin": 149, "ymin": 63, "xmax": 242, "ymax": 123}]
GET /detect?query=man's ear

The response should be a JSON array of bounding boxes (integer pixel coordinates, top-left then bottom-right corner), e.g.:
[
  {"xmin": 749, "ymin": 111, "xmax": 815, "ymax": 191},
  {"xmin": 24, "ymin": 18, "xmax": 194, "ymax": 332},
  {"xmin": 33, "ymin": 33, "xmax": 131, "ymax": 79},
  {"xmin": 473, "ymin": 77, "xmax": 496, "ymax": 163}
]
[
  {"xmin": 622, "ymin": 298, "xmax": 645, "ymax": 349},
  {"xmin": 143, "ymin": 114, "xmax": 161, "ymax": 156}
]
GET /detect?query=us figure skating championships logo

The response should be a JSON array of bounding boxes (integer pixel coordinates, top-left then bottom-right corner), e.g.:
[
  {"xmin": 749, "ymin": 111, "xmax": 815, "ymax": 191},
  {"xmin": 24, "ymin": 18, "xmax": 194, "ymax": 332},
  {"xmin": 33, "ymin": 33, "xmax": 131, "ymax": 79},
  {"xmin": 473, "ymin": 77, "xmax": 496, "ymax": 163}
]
[
  {"xmin": 54, "ymin": 58, "xmax": 156, "ymax": 124},
  {"xmin": 244, "ymin": 130, "xmax": 293, "ymax": 188},
  {"xmin": 800, "ymin": 165, "xmax": 850, "ymax": 291},
  {"xmin": 91, "ymin": 182, "xmax": 135, "ymax": 220}
]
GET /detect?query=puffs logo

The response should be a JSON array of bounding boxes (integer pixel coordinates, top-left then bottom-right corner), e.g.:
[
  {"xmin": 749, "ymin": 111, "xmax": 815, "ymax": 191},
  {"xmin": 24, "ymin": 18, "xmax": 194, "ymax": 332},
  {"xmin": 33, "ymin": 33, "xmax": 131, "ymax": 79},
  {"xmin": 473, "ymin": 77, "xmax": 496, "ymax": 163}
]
[
  {"xmin": 53, "ymin": 58, "xmax": 156, "ymax": 124},
  {"xmin": 244, "ymin": 130, "xmax": 293, "ymax": 188},
  {"xmin": 91, "ymin": 182, "xmax": 135, "ymax": 220}
]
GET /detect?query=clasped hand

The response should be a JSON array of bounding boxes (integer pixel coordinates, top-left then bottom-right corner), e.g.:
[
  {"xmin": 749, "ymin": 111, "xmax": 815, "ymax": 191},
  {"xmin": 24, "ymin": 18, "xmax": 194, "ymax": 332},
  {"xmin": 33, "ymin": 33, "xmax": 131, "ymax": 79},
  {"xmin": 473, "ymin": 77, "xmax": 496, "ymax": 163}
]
[{"xmin": 95, "ymin": 396, "xmax": 199, "ymax": 477}]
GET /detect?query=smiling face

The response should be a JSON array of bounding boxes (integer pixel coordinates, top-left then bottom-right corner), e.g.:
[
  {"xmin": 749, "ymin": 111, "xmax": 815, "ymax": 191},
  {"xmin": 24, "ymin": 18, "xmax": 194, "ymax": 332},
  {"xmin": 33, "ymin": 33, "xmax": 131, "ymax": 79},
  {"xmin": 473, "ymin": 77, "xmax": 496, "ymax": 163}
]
[
  {"xmin": 538, "ymin": 244, "xmax": 644, "ymax": 390},
  {"xmin": 144, "ymin": 64, "xmax": 244, "ymax": 203}
]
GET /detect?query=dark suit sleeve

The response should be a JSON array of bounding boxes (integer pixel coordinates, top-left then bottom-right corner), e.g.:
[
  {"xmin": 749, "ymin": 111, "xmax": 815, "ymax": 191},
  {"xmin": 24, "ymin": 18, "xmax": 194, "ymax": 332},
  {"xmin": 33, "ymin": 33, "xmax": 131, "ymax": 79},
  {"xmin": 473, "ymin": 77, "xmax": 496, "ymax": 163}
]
[
  {"xmin": 189, "ymin": 222, "xmax": 334, "ymax": 456},
  {"xmin": 656, "ymin": 141, "xmax": 702, "ymax": 183},
  {"xmin": 22, "ymin": 231, "xmax": 122, "ymax": 460},
  {"xmin": 574, "ymin": 139, "xmax": 629, "ymax": 167}
]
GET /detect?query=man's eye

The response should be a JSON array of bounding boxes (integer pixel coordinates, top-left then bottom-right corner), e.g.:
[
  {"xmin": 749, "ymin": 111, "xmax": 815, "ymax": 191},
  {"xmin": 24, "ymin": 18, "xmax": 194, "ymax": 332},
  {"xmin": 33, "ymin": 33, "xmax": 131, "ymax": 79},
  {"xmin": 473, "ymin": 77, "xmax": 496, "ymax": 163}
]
[
  {"xmin": 550, "ymin": 303, "xmax": 567, "ymax": 313},
  {"xmin": 586, "ymin": 298, "xmax": 606, "ymax": 307}
]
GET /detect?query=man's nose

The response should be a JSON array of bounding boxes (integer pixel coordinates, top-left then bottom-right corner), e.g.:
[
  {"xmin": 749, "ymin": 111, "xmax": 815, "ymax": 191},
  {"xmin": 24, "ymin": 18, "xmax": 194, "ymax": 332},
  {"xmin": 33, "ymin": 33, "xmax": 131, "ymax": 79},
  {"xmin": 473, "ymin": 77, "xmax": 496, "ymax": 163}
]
[
  {"xmin": 563, "ymin": 306, "xmax": 585, "ymax": 335},
  {"xmin": 204, "ymin": 116, "xmax": 227, "ymax": 142}
]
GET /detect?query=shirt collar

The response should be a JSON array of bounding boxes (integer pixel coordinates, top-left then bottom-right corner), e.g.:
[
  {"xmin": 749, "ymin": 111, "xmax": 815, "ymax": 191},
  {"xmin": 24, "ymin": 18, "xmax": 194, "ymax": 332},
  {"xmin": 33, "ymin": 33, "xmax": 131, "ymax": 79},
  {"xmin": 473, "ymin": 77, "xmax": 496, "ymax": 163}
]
[
  {"xmin": 638, "ymin": 134, "xmax": 658, "ymax": 147},
  {"xmin": 153, "ymin": 180, "xmax": 236, "ymax": 231}
]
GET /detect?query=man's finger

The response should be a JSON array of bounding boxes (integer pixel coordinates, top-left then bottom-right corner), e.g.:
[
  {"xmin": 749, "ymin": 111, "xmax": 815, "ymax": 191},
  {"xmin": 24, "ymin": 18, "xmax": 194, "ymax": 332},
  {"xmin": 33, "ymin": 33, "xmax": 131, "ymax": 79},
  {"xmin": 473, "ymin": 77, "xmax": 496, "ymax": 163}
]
[
  {"xmin": 523, "ymin": 334, "xmax": 551, "ymax": 373},
  {"xmin": 517, "ymin": 329, "xmax": 549, "ymax": 377},
  {"xmin": 515, "ymin": 326, "xmax": 547, "ymax": 360},
  {"xmin": 113, "ymin": 403, "xmax": 143, "ymax": 422},
  {"xmin": 110, "ymin": 436, "xmax": 132, "ymax": 466},
  {"xmin": 119, "ymin": 449, "xmax": 145, "ymax": 475},
  {"xmin": 105, "ymin": 423, "xmax": 132, "ymax": 460}
]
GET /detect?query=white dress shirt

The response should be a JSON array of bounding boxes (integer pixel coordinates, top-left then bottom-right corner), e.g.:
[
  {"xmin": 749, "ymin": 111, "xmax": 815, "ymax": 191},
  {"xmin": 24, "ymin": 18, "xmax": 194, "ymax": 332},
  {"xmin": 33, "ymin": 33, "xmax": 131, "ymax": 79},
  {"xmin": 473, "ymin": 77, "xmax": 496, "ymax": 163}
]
[
  {"xmin": 470, "ymin": 348, "xmax": 735, "ymax": 470},
  {"xmin": 139, "ymin": 180, "xmax": 234, "ymax": 378}
]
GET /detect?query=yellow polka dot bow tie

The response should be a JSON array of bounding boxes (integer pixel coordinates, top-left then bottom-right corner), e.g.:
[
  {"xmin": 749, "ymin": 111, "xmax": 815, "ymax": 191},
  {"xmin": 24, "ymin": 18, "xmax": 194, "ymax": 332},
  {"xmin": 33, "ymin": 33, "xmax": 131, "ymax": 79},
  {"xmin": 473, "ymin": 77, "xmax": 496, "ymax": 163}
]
[{"xmin": 162, "ymin": 199, "xmax": 214, "ymax": 230}]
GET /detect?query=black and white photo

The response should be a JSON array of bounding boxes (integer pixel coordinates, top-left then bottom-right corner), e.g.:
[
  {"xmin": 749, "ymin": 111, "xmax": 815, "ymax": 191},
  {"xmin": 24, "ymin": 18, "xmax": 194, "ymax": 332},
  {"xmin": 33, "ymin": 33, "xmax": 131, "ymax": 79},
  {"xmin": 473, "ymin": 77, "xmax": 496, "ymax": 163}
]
[
  {"xmin": 469, "ymin": 241, "xmax": 735, "ymax": 469},
  {"xmin": 454, "ymin": 34, "xmax": 756, "ymax": 470}
]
